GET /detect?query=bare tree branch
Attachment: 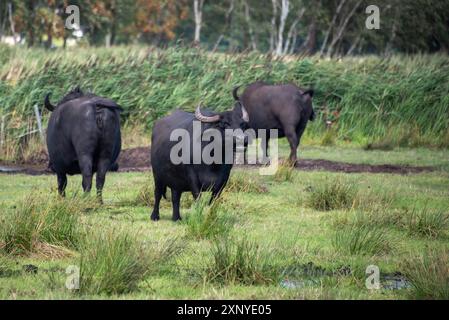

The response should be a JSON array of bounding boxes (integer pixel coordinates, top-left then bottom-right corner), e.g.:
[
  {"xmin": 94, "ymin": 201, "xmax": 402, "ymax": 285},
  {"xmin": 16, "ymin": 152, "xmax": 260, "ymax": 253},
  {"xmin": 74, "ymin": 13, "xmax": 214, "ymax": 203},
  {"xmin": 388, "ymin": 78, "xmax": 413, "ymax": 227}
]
[
  {"xmin": 193, "ymin": 0, "xmax": 205, "ymax": 44},
  {"xmin": 243, "ymin": 0, "xmax": 257, "ymax": 51},
  {"xmin": 319, "ymin": 0, "xmax": 346, "ymax": 56},
  {"xmin": 326, "ymin": 0, "xmax": 362, "ymax": 57}
]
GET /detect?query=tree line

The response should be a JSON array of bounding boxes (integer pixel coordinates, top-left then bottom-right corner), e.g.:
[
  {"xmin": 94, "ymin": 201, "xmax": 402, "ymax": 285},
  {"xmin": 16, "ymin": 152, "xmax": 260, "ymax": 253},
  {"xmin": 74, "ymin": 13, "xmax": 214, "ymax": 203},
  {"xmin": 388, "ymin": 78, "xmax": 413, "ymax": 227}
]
[{"xmin": 0, "ymin": 0, "xmax": 448, "ymax": 55}]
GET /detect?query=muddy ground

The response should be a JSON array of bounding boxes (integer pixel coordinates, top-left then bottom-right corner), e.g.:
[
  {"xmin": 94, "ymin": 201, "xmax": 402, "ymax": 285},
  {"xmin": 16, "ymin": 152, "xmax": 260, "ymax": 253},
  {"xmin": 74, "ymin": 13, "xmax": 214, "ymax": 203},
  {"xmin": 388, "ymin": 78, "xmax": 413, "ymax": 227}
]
[{"xmin": 0, "ymin": 147, "xmax": 435, "ymax": 175}]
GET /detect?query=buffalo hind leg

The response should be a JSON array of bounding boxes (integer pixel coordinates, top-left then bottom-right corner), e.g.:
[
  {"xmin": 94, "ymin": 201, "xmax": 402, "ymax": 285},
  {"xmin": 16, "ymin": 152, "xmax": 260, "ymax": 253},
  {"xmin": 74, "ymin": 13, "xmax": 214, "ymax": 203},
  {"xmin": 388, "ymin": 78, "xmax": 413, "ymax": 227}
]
[
  {"xmin": 79, "ymin": 155, "xmax": 93, "ymax": 194},
  {"xmin": 260, "ymin": 136, "xmax": 270, "ymax": 165},
  {"xmin": 151, "ymin": 180, "xmax": 164, "ymax": 221},
  {"xmin": 57, "ymin": 173, "xmax": 67, "ymax": 197},
  {"xmin": 171, "ymin": 189, "xmax": 182, "ymax": 221},
  {"xmin": 95, "ymin": 158, "xmax": 111, "ymax": 204},
  {"xmin": 285, "ymin": 126, "xmax": 299, "ymax": 164}
]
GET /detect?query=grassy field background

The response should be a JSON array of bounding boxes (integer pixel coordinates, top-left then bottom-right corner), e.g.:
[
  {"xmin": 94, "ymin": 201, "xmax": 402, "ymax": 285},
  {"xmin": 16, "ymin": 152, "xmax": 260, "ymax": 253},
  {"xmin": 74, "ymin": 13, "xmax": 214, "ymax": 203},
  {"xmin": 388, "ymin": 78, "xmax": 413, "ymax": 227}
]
[
  {"xmin": 1, "ymin": 45, "xmax": 448, "ymax": 299},
  {"xmin": 1, "ymin": 145, "xmax": 448, "ymax": 300}
]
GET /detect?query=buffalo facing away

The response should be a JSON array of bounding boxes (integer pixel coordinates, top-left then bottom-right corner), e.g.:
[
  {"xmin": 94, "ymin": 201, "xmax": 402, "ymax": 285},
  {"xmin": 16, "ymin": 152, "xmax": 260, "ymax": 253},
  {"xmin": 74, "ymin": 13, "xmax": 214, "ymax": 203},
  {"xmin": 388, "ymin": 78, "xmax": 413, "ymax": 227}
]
[
  {"xmin": 233, "ymin": 82, "xmax": 315, "ymax": 163},
  {"xmin": 150, "ymin": 102, "xmax": 249, "ymax": 221},
  {"xmin": 45, "ymin": 87, "xmax": 122, "ymax": 201}
]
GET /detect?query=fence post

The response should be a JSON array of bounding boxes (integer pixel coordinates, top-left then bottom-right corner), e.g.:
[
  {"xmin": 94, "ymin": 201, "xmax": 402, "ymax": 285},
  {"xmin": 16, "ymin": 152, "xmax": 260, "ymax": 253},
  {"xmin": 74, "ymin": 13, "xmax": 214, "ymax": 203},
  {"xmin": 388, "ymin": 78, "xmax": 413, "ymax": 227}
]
[{"xmin": 33, "ymin": 104, "xmax": 45, "ymax": 144}]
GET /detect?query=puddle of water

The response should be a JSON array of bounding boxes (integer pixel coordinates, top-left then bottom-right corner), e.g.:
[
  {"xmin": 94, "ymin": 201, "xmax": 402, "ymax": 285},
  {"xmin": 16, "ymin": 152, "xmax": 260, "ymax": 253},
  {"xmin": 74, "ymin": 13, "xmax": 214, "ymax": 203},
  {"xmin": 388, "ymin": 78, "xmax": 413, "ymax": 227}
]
[
  {"xmin": 280, "ymin": 279, "xmax": 320, "ymax": 289},
  {"xmin": 279, "ymin": 262, "xmax": 411, "ymax": 291},
  {"xmin": 382, "ymin": 275, "xmax": 412, "ymax": 290},
  {"xmin": 0, "ymin": 165, "xmax": 24, "ymax": 173}
]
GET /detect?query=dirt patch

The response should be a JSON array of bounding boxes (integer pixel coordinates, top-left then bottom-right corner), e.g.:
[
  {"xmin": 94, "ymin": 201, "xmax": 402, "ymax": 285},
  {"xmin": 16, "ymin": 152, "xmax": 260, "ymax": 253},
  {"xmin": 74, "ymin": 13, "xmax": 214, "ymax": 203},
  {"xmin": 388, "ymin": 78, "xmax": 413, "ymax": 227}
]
[
  {"xmin": 117, "ymin": 147, "xmax": 151, "ymax": 172},
  {"xmin": 294, "ymin": 159, "xmax": 433, "ymax": 174},
  {"xmin": 0, "ymin": 147, "xmax": 435, "ymax": 175}
]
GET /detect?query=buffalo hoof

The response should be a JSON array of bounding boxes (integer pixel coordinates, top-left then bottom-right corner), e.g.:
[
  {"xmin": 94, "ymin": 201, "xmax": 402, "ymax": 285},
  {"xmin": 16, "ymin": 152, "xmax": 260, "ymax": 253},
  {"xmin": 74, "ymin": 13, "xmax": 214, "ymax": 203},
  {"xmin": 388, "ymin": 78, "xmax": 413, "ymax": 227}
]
[
  {"xmin": 151, "ymin": 214, "xmax": 160, "ymax": 221},
  {"xmin": 172, "ymin": 216, "xmax": 182, "ymax": 222}
]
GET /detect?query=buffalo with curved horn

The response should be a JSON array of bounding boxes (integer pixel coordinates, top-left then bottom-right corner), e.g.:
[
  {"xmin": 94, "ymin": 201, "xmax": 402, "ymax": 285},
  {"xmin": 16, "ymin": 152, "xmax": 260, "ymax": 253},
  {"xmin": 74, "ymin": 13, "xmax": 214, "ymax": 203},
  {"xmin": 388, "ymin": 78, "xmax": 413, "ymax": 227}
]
[{"xmin": 150, "ymin": 97, "xmax": 250, "ymax": 221}]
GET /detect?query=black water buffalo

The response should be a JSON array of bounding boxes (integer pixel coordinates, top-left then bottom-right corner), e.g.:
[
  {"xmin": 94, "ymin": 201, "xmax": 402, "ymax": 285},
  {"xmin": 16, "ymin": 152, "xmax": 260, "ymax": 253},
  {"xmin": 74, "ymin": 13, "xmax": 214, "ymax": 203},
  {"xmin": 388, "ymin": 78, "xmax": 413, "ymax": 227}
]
[
  {"xmin": 233, "ymin": 82, "xmax": 315, "ymax": 163},
  {"xmin": 150, "ymin": 102, "xmax": 249, "ymax": 221},
  {"xmin": 45, "ymin": 87, "xmax": 122, "ymax": 201}
]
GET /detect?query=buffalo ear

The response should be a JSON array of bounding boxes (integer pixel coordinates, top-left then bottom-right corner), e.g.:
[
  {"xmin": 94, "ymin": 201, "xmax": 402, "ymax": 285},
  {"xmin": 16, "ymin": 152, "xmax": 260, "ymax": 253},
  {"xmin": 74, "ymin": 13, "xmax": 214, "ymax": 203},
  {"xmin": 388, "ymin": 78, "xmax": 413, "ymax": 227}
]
[{"xmin": 303, "ymin": 89, "xmax": 314, "ymax": 98}]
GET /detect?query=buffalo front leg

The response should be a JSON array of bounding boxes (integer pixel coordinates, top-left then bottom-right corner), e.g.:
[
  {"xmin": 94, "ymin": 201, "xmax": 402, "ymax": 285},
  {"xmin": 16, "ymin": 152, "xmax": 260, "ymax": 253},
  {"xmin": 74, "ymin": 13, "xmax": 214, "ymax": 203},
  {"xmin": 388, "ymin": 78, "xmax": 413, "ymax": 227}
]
[
  {"xmin": 171, "ymin": 189, "xmax": 182, "ymax": 221},
  {"xmin": 151, "ymin": 180, "xmax": 164, "ymax": 221},
  {"xmin": 78, "ymin": 155, "xmax": 93, "ymax": 194},
  {"xmin": 57, "ymin": 173, "xmax": 67, "ymax": 197},
  {"xmin": 188, "ymin": 169, "xmax": 201, "ymax": 200},
  {"xmin": 285, "ymin": 126, "xmax": 299, "ymax": 164},
  {"xmin": 95, "ymin": 158, "xmax": 111, "ymax": 204}
]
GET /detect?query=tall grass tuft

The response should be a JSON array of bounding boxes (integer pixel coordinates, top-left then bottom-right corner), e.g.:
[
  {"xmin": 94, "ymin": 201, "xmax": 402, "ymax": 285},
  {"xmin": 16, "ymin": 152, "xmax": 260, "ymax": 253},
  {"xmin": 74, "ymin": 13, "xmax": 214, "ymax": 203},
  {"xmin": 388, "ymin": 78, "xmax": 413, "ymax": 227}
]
[
  {"xmin": 333, "ymin": 225, "xmax": 391, "ymax": 256},
  {"xmin": 0, "ymin": 195, "xmax": 87, "ymax": 256},
  {"xmin": 402, "ymin": 248, "xmax": 449, "ymax": 299},
  {"xmin": 406, "ymin": 207, "xmax": 449, "ymax": 238},
  {"xmin": 78, "ymin": 229, "xmax": 183, "ymax": 295},
  {"xmin": 205, "ymin": 236, "xmax": 275, "ymax": 285},
  {"xmin": 320, "ymin": 128, "xmax": 337, "ymax": 146},
  {"xmin": 184, "ymin": 194, "xmax": 234, "ymax": 240},
  {"xmin": 79, "ymin": 229, "xmax": 151, "ymax": 295},
  {"xmin": 135, "ymin": 182, "xmax": 154, "ymax": 207},
  {"xmin": 225, "ymin": 172, "xmax": 267, "ymax": 193},
  {"xmin": 307, "ymin": 179, "xmax": 356, "ymax": 211},
  {"xmin": 272, "ymin": 162, "xmax": 295, "ymax": 183}
]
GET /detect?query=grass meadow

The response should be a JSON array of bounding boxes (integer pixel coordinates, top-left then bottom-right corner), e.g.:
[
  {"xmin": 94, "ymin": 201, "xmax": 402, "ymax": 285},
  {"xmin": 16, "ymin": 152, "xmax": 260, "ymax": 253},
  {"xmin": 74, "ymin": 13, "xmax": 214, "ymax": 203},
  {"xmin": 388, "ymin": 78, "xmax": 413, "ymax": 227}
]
[
  {"xmin": 1, "ymin": 144, "xmax": 448, "ymax": 300},
  {"xmin": 1, "ymin": 46, "xmax": 448, "ymax": 300}
]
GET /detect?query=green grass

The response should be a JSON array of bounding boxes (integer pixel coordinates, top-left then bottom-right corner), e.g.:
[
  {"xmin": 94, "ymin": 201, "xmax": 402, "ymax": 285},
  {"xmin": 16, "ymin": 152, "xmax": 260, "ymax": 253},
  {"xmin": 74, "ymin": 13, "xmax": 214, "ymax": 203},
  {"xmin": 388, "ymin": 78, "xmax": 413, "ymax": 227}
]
[
  {"xmin": 406, "ymin": 207, "xmax": 449, "ymax": 239},
  {"xmin": 307, "ymin": 178, "xmax": 356, "ymax": 211},
  {"xmin": 204, "ymin": 236, "xmax": 276, "ymax": 285},
  {"xmin": 402, "ymin": 248, "xmax": 449, "ymax": 299},
  {"xmin": 332, "ymin": 225, "xmax": 391, "ymax": 256},
  {"xmin": 1, "ymin": 147, "xmax": 449, "ymax": 299},
  {"xmin": 184, "ymin": 194, "xmax": 234, "ymax": 240},
  {"xmin": 272, "ymin": 162, "xmax": 296, "ymax": 183},
  {"xmin": 79, "ymin": 229, "xmax": 149, "ymax": 295},
  {"xmin": 0, "ymin": 195, "xmax": 91, "ymax": 256}
]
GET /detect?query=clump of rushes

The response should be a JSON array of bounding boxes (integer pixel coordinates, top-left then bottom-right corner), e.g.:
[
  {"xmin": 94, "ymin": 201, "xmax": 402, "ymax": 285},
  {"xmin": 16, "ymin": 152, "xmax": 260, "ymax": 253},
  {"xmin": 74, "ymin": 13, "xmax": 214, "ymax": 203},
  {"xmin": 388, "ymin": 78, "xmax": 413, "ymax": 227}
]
[
  {"xmin": 332, "ymin": 224, "xmax": 391, "ymax": 256},
  {"xmin": 79, "ymin": 229, "xmax": 184, "ymax": 295},
  {"xmin": 135, "ymin": 182, "xmax": 154, "ymax": 206},
  {"xmin": 225, "ymin": 172, "xmax": 267, "ymax": 193},
  {"xmin": 79, "ymin": 229, "xmax": 151, "ymax": 295},
  {"xmin": 205, "ymin": 236, "xmax": 275, "ymax": 285},
  {"xmin": 272, "ymin": 161, "xmax": 295, "ymax": 183},
  {"xmin": 307, "ymin": 178, "xmax": 356, "ymax": 211},
  {"xmin": 402, "ymin": 248, "xmax": 449, "ymax": 299},
  {"xmin": 406, "ymin": 206, "xmax": 449, "ymax": 238},
  {"xmin": 320, "ymin": 128, "xmax": 337, "ymax": 146},
  {"xmin": 184, "ymin": 194, "xmax": 234, "ymax": 240},
  {"xmin": 0, "ymin": 195, "xmax": 89, "ymax": 256}
]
